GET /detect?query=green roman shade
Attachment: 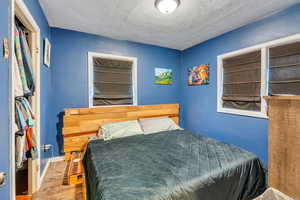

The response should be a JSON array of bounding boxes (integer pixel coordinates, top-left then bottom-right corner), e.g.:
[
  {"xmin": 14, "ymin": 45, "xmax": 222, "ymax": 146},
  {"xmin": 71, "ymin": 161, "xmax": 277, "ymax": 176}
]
[
  {"xmin": 93, "ymin": 58, "xmax": 133, "ymax": 106},
  {"xmin": 222, "ymin": 51, "xmax": 261, "ymax": 111},
  {"xmin": 269, "ymin": 42, "xmax": 300, "ymax": 95}
]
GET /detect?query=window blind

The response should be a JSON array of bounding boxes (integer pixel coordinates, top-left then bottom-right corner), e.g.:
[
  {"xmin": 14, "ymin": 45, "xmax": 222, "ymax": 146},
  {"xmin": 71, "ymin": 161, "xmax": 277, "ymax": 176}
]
[
  {"xmin": 93, "ymin": 57, "xmax": 133, "ymax": 106},
  {"xmin": 269, "ymin": 42, "xmax": 300, "ymax": 95},
  {"xmin": 222, "ymin": 51, "xmax": 261, "ymax": 111}
]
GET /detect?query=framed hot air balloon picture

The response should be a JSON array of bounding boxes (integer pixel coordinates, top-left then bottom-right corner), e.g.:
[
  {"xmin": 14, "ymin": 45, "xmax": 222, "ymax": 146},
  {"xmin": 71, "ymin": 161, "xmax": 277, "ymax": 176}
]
[
  {"xmin": 188, "ymin": 64, "xmax": 209, "ymax": 86},
  {"xmin": 155, "ymin": 68, "xmax": 173, "ymax": 85}
]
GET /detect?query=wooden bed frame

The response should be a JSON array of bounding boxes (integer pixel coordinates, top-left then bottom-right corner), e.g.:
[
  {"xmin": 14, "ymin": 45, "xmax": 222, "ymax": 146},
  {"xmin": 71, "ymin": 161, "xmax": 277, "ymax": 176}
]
[
  {"xmin": 62, "ymin": 104, "xmax": 179, "ymax": 199},
  {"xmin": 62, "ymin": 104, "xmax": 179, "ymax": 160}
]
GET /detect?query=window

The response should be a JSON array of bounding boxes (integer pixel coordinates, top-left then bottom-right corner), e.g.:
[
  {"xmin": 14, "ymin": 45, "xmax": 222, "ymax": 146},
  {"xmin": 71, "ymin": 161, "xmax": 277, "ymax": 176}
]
[
  {"xmin": 222, "ymin": 51, "xmax": 262, "ymax": 111},
  {"xmin": 218, "ymin": 49, "xmax": 267, "ymax": 118},
  {"xmin": 88, "ymin": 52, "xmax": 137, "ymax": 107},
  {"xmin": 269, "ymin": 42, "xmax": 300, "ymax": 95},
  {"xmin": 218, "ymin": 34, "xmax": 300, "ymax": 118}
]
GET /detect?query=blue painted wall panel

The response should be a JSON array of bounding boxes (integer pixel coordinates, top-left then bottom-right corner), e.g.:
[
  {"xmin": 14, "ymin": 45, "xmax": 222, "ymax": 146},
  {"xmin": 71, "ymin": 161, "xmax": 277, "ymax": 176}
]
[
  {"xmin": 180, "ymin": 3, "xmax": 300, "ymax": 165},
  {"xmin": 22, "ymin": 0, "xmax": 52, "ymax": 175},
  {"xmin": 0, "ymin": 0, "xmax": 11, "ymax": 198},
  {"xmin": 0, "ymin": 0, "xmax": 51, "ymax": 197},
  {"xmin": 49, "ymin": 28, "xmax": 181, "ymax": 156}
]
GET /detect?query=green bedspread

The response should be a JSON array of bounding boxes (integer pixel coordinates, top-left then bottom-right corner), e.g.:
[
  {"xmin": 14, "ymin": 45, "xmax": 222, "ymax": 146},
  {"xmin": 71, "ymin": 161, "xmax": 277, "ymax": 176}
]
[{"xmin": 83, "ymin": 130, "xmax": 266, "ymax": 200}]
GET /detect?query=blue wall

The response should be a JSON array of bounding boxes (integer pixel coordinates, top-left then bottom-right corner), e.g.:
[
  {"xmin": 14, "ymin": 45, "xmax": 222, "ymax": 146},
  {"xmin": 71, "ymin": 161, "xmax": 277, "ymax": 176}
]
[
  {"xmin": 22, "ymin": 0, "xmax": 53, "ymax": 175},
  {"xmin": 0, "ymin": 0, "xmax": 51, "ymax": 198},
  {"xmin": 49, "ymin": 3, "xmax": 300, "ymax": 162},
  {"xmin": 180, "ymin": 3, "xmax": 300, "ymax": 165},
  {"xmin": 49, "ymin": 28, "xmax": 181, "ymax": 156},
  {"xmin": 0, "ymin": 0, "xmax": 11, "ymax": 198},
  {"xmin": 0, "ymin": 2, "xmax": 299, "ymax": 198}
]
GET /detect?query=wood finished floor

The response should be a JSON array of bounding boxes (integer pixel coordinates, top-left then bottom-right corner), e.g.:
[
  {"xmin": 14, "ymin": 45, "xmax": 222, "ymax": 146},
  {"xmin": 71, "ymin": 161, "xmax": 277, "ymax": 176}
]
[{"xmin": 32, "ymin": 161, "xmax": 84, "ymax": 200}]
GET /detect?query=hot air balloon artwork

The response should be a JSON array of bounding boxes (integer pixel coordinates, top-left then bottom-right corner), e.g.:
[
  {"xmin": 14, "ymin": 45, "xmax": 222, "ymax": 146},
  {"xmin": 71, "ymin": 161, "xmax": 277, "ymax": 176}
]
[{"xmin": 155, "ymin": 68, "xmax": 173, "ymax": 85}]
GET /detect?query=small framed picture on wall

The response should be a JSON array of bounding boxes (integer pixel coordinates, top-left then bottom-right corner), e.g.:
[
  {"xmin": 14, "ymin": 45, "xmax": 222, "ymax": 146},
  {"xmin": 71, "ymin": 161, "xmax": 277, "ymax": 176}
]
[
  {"xmin": 155, "ymin": 68, "xmax": 173, "ymax": 85},
  {"xmin": 44, "ymin": 38, "xmax": 51, "ymax": 67},
  {"xmin": 188, "ymin": 64, "xmax": 209, "ymax": 86}
]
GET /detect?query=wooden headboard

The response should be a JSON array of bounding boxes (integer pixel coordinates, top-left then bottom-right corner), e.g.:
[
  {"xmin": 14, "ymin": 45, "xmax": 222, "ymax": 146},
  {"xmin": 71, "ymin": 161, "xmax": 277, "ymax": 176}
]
[{"xmin": 62, "ymin": 104, "xmax": 179, "ymax": 160}]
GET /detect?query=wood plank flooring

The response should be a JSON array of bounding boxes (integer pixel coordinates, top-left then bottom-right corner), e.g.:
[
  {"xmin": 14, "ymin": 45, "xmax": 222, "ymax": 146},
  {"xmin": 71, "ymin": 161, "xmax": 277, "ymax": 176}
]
[{"xmin": 32, "ymin": 161, "xmax": 84, "ymax": 200}]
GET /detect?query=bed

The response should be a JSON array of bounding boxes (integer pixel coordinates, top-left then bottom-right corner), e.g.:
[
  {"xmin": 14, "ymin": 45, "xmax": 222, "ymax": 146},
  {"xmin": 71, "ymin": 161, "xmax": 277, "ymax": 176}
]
[{"xmin": 62, "ymin": 104, "xmax": 266, "ymax": 200}]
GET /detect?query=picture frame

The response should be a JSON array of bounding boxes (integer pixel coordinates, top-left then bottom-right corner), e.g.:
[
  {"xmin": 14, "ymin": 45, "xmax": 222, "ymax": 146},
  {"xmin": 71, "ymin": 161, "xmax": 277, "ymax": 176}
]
[
  {"xmin": 155, "ymin": 68, "xmax": 173, "ymax": 85},
  {"xmin": 44, "ymin": 38, "xmax": 51, "ymax": 67},
  {"xmin": 188, "ymin": 64, "xmax": 209, "ymax": 86}
]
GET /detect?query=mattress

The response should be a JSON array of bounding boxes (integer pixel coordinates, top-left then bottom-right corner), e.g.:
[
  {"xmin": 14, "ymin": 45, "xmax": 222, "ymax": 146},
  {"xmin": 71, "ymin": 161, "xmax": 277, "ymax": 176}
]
[{"xmin": 83, "ymin": 130, "xmax": 266, "ymax": 200}]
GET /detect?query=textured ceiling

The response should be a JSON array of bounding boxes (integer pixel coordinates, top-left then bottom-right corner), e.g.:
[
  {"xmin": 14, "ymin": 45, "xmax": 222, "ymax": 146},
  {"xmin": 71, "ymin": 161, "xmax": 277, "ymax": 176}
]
[{"xmin": 39, "ymin": 0, "xmax": 300, "ymax": 50}]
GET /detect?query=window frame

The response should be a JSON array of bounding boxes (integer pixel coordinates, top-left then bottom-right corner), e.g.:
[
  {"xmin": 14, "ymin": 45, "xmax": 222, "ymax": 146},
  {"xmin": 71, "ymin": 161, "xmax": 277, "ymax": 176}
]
[
  {"xmin": 217, "ymin": 33, "xmax": 300, "ymax": 118},
  {"xmin": 88, "ymin": 52, "xmax": 138, "ymax": 108}
]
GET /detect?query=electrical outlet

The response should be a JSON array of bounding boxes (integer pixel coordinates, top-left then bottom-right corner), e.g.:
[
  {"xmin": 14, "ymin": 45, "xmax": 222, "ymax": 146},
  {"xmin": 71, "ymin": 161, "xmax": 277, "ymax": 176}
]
[{"xmin": 43, "ymin": 144, "xmax": 52, "ymax": 152}]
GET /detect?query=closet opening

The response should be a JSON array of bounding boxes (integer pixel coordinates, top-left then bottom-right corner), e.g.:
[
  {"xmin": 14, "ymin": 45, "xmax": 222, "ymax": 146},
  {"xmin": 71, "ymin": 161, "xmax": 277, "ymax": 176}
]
[{"xmin": 11, "ymin": 0, "xmax": 41, "ymax": 199}]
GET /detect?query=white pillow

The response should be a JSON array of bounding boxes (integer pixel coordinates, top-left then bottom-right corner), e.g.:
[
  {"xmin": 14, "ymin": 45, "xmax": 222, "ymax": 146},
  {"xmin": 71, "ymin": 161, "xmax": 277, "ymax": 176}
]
[
  {"xmin": 139, "ymin": 117, "xmax": 183, "ymax": 134},
  {"xmin": 101, "ymin": 120, "xmax": 144, "ymax": 141}
]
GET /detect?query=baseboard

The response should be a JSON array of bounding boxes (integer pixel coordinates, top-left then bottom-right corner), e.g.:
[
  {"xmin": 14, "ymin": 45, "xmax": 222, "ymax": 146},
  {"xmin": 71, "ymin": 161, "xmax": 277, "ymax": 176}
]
[
  {"xmin": 39, "ymin": 159, "xmax": 50, "ymax": 188},
  {"xmin": 39, "ymin": 156, "xmax": 65, "ymax": 187},
  {"xmin": 50, "ymin": 156, "xmax": 65, "ymax": 162}
]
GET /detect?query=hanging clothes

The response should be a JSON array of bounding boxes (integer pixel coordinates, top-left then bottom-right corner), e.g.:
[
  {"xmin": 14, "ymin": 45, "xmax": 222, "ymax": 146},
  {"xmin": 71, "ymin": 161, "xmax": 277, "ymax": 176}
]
[
  {"xmin": 14, "ymin": 18, "xmax": 37, "ymax": 168},
  {"xmin": 19, "ymin": 26, "xmax": 35, "ymax": 94},
  {"xmin": 14, "ymin": 23, "xmax": 30, "ymax": 95},
  {"xmin": 15, "ymin": 122, "xmax": 26, "ymax": 168},
  {"xmin": 25, "ymin": 128, "xmax": 38, "ymax": 160},
  {"xmin": 15, "ymin": 101, "xmax": 28, "ymax": 168},
  {"xmin": 14, "ymin": 23, "xmax": 34, "ymax": 96},
  {"xmin": 14, "ymin": 53, "xmax": 24, "ymax": 97},
  {"xmin": 15, "ymin": 97, "xmax": 37, "ymax": 168}
]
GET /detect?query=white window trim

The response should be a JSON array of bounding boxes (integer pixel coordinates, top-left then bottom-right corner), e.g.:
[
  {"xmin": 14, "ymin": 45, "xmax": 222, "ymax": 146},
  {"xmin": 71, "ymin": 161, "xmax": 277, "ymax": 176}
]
[
  {"xmin": 87, "ymin": 52, "xmax": 138, "ymax": 108},
  {"xmin": 217, "ymin": 33, "xmax": 300, "ymax": 118}
]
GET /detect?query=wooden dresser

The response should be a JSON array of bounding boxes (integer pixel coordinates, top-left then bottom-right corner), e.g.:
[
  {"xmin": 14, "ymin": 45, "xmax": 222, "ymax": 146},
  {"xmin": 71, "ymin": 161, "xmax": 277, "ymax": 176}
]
[{"xmin": 265, "ymin": 96, "xmax": 300, "ymax": 200}]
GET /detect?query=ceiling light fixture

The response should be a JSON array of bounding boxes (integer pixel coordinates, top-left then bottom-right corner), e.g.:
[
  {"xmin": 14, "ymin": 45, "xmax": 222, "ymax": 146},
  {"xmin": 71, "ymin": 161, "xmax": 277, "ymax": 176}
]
[{"xmin": 155, "ymin": 0, "xmax": 180, "ymax": 14}]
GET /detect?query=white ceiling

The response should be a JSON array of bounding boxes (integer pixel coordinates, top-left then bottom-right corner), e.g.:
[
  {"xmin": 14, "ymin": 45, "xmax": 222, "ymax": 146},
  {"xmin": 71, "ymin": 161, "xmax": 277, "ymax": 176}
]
[{"xmin": 39, "ymin": 0, "xmax": 300, "ymax": 50}]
